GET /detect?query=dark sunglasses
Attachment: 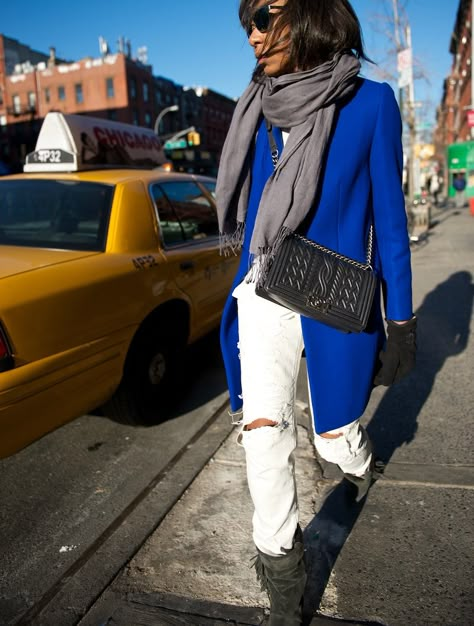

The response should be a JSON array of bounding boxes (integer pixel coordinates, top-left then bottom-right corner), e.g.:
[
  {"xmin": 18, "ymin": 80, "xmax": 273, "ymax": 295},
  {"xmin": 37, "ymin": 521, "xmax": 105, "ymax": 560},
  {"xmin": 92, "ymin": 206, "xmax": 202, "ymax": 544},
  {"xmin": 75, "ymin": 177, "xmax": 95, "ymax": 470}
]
[{"xmin": 246, "ymin": 4, "xmax": 285, "ymax": 37}]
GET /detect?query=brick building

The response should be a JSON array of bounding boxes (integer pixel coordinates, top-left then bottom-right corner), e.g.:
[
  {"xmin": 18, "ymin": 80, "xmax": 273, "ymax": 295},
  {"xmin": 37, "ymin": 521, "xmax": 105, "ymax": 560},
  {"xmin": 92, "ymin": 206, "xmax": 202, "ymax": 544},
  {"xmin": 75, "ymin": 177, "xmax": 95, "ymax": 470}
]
[
  {"xmin": 434, "ymin": 0, "xmax": 472, "ymax": 154},
  {"xmin": 432, "ymin": 0, "xmax": 474, "ymax": 198},
  {"xmin": 0, "ymin": 34, "xmax": 235, "ymax": 172}
]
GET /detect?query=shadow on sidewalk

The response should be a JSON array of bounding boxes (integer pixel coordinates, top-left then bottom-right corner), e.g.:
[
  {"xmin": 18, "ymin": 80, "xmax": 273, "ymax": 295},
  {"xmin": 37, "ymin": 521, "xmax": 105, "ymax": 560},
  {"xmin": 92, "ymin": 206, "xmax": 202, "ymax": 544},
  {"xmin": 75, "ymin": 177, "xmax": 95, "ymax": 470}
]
[{"xmin": 302, "ymin": 270, "xmax": 474, "ymax": 623}]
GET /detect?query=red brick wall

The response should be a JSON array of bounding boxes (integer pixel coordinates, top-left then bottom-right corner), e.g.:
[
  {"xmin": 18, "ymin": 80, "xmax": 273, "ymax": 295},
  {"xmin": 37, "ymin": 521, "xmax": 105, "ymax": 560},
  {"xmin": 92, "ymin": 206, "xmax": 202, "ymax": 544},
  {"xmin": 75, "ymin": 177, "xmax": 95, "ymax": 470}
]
[{"xmin": 5, "ymin": 53, "xmax": 131, "ymax": 121}]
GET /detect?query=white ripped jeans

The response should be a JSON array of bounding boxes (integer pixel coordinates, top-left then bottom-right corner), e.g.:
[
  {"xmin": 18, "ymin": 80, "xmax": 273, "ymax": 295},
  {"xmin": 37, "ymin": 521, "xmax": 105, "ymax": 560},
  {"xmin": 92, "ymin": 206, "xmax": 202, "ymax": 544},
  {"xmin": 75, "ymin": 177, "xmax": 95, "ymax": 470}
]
[{"xmin": 233, "ymin": 279, "xmax": 372, "ymax": 557}]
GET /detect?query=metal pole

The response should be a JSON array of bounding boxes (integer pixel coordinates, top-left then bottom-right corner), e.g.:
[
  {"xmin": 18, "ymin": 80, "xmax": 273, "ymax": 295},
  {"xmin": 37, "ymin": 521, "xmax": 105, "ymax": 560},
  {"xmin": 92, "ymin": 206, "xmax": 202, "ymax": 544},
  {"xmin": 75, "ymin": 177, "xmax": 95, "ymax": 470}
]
[
  {"xmin": 392, "ymin": 0, "xmax": 402, "ymax": 111},
  {"xmin": 153, "ymin": 105, "xmax": 179, "ymax": 137},
  {"xmin": 165, "ymin": 126, "xmax": 196, "ymax": 143},
  {"xmin": 392, "ymin": 0, "xmax": 401, "ymax": 48},
  {"xmin": 392, "ymin": 0, "xmax": 408, "ymax": 200},
  {"xmin": 406, "ymin": 24, "xmax": 417, "ymax": 204}
]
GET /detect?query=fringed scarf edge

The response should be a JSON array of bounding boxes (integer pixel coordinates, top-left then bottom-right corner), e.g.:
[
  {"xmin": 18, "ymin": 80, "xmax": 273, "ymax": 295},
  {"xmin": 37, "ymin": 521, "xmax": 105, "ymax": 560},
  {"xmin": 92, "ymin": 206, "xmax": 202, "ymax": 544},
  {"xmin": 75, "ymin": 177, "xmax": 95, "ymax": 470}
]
[
  {"xmin": 219, "ymin": 221, "xmax": 246, "ymax": 257},
  {"xmin": 220, "ymin": 222, "xmax": 294, "ymax": 290},
  {"xmin": 245, "ymin": 225, "xmax": 294, "ymax": 287}
]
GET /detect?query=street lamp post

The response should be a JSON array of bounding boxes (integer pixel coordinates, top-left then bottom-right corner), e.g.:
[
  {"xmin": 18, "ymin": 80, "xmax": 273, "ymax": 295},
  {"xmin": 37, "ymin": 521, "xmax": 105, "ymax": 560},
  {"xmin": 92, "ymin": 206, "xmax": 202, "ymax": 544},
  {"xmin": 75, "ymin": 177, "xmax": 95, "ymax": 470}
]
[{"xmin": 154, "ymin": 105, "xmax": 179, "ymax": 138}]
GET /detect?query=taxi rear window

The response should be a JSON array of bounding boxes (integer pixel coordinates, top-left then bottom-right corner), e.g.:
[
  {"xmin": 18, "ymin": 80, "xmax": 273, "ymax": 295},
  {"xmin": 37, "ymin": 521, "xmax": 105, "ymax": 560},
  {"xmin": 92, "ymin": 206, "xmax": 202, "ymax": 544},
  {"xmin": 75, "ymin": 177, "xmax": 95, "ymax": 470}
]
[{"xmin": 0, "ymin": 179, "xmax": 113, "ymax": 251}]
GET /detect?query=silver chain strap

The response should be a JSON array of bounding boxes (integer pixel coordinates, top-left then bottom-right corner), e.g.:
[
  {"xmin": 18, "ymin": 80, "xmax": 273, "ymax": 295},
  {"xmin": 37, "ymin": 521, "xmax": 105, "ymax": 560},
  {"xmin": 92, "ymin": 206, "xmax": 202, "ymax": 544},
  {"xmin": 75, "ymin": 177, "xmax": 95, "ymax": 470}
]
[
  {"xmin": 294, "ymin": 228, "xmax": 374, "ymax": 270},
  {"xmin": 270, "ymin": 148, "xmax": 279, "ymax": 168}
]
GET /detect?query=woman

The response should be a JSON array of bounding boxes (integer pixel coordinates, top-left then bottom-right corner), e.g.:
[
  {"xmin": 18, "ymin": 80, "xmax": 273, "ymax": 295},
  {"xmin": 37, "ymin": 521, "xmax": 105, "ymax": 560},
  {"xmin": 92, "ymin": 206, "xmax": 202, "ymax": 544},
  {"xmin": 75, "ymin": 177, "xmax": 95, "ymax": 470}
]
[{"xmin": 216, "ymin": 1, "xmax": 416, "ymax": 624}]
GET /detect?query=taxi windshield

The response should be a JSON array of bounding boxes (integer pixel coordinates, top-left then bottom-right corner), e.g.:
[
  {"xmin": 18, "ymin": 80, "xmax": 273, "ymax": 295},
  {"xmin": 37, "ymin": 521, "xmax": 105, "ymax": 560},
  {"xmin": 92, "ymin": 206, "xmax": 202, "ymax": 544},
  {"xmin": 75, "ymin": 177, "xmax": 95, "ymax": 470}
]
[{"xmin": 0, "ymin": 179, "xmax": 114, "ymax": 251}]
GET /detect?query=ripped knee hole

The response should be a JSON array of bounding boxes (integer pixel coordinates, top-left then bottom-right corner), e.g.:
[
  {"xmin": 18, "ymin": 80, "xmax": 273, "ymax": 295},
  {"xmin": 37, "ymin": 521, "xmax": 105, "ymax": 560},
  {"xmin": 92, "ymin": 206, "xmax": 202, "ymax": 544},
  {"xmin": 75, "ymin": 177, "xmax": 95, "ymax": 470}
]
[
  {"xmin": 319, "ymin": 431, "xmax": 344, "ymax": 439},
  {"xmin": 244, "ymin": 418, "xmax": 278, "ymax": 430}
]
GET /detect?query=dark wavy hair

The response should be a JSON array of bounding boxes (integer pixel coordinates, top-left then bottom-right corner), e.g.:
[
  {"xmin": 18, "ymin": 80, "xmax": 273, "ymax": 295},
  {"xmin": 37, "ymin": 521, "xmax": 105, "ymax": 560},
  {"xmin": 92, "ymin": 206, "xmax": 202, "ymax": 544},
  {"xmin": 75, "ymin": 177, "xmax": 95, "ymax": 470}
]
[{"xmin": 239, "ymin": 0, "xmax": 372, "ymax": 77}]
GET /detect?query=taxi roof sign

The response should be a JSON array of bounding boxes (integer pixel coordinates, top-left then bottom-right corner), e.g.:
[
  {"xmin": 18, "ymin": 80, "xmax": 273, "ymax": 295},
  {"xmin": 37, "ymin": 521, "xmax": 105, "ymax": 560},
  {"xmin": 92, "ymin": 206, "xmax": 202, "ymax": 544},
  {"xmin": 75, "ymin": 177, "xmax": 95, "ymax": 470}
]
[{"xmin": 24, "ymin": 112, "xmax": 166, "ymax": 173}]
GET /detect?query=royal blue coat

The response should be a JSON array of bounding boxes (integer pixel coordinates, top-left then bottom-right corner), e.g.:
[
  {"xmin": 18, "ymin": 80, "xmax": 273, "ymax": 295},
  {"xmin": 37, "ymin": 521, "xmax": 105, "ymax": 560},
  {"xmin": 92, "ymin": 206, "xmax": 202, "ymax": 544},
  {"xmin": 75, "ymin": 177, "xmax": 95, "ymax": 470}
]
[{"xmin": 220, "ymin": 78, "xmax": 413, "ymax": 434}]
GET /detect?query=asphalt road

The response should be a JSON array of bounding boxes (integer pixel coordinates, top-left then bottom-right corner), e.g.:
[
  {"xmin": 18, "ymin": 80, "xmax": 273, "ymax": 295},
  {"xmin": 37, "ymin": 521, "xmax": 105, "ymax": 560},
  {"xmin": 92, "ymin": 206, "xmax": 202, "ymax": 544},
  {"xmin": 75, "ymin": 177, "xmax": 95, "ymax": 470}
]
[{"xmin": 0, "ymin": 329, "xmax": 234, "ymax": 626}]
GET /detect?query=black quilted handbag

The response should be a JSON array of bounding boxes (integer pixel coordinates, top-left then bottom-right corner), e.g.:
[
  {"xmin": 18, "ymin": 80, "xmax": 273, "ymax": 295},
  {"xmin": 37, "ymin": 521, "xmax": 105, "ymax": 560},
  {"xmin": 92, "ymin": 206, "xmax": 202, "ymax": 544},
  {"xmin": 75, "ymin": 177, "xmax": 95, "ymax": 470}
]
[
  {"xmin": 256, "ymin": 231, "xmax": 377, "ymax": 333},
  {"xmin": 256, "ymin": 119, "xmax": 377, "ymax": 333}
]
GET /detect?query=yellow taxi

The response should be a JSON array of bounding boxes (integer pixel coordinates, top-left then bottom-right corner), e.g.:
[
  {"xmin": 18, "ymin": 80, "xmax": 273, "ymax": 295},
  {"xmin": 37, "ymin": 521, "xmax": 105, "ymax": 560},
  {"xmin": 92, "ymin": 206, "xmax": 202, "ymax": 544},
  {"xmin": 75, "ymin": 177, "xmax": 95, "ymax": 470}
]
[{"xmin": 0, "ymin": 112, "xmax": 237, "ymax": 457}]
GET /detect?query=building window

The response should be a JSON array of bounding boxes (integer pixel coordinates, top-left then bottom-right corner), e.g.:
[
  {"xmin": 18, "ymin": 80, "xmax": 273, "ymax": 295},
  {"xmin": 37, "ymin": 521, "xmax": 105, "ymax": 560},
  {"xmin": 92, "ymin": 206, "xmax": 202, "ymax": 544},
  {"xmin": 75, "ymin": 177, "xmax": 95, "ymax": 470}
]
[
  {"xmin": 58, "ymin": 86, "xmax": 66, "ymax": 101},
  {"xmin": 155, "ymin": 89, "xmax": 162, "ymax": 106},
  {"xmin": 132, "ymin": 108, "xmax": 139, "ymax": 125},
  {"xmin": 28, "ymin": 92, "xmax": 36, "ymax": 110},
  {"xmin": 107, "ymin": 109, "xmax": 118, "ymax": 121},
  {"xmin": 130, "ymin": 77, "xmax": 137, "ymax": 99},
  {"xmin": 12, "ymin": 94, "xmax": 21, "ymax": 114},
  {"xmin": 44, "ymin": 87, "xmax": 51, "ymax": 104},
  {"xmin": 144, "ymin": 112, "xmax": 151, "ymax": 127},
  {"xmin": 106, "ymin": 77, "xmax": 114, "ymax": 98},
  {"xmin": 75, "ymin": 83, "xmax": 84, "ymax": 104},
  {"xmin": 143, "ymin": 82, "xmax": 149, "ymax": 102}
]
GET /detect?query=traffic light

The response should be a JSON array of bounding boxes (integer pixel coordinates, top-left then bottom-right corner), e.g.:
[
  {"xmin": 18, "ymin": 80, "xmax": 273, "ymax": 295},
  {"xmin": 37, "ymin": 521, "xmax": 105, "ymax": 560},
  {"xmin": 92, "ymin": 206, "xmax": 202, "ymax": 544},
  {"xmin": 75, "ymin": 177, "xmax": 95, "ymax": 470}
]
[{"xmin": 187, "ymin": 131, "xmax": 201, "ymax": 146}]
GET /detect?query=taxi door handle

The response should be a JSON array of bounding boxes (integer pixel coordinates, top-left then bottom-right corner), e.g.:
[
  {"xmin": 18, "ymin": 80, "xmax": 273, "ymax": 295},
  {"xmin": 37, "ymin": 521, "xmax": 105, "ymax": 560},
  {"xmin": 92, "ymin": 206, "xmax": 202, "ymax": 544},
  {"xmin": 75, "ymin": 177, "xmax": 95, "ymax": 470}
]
[{"xmin": 180, "ymin": 260, "xmax": 195, "ymax": 270}]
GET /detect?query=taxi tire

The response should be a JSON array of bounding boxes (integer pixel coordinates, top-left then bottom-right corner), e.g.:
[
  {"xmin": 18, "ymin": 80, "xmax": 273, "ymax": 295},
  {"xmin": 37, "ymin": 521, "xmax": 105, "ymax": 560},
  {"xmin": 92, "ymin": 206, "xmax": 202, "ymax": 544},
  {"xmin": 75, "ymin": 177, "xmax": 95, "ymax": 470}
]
[{"xmin": 104, "ymin": 329, "xmax": 183, "ymax": 425}]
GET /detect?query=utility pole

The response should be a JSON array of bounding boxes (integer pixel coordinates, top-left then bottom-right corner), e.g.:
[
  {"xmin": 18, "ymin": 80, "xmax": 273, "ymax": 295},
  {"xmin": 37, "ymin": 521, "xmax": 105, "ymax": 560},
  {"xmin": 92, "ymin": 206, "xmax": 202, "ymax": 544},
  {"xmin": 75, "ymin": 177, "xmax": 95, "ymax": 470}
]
[
  {"xmin": 392, "ymin": 0, "xmax": 402, "ymax": 109},
  {"xmin": 405, "ymin": 24, "xmax": 417, "ymax": 204},
  {"xmin": 392, "ymin": 0, "xmax": 407, "ymax": 198},
  {"xmin": 392, "ymin": 0, "xmax": 417, "ymax": 203}
]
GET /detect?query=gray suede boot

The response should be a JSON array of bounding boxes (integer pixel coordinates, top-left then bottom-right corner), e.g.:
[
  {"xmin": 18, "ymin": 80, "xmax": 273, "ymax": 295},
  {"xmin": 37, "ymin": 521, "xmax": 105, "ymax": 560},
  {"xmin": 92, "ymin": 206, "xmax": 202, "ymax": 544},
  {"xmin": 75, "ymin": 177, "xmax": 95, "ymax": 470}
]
[
  {"xmin": 343, "ymin": 464, "xmax": 374, "ymax": 502},
  {"xmin": 252, "ymin": 526, "xmax": 306, "ymax": 626},
  {"xmin": 343, "ymin": 456, "xmax": 385, "ymax": 502}
]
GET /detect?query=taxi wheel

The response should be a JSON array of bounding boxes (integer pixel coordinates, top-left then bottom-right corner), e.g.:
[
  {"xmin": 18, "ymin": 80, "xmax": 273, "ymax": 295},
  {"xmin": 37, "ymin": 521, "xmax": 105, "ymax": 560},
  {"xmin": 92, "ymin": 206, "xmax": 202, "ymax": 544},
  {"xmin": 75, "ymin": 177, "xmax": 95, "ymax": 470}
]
[{"xmin": 104, "ymin": 329, "xmax": 183, "ymax": 425}]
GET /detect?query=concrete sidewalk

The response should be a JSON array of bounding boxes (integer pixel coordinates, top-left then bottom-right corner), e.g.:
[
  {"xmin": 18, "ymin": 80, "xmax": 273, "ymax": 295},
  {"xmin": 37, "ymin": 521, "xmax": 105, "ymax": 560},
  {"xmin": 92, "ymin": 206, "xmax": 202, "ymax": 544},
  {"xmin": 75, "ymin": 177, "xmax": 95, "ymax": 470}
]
[{"xmin": 81, "ymin": 206, "xmax": 474, "ymax": 626}]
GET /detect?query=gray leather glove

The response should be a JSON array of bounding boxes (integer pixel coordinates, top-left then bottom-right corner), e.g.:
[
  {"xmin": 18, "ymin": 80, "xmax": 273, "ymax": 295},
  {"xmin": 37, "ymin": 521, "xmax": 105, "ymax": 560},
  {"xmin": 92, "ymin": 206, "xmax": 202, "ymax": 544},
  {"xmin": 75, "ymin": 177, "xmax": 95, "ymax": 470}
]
[{"xmin": 374, "ymin": 317, "xmax": 417, "ymax": 386}]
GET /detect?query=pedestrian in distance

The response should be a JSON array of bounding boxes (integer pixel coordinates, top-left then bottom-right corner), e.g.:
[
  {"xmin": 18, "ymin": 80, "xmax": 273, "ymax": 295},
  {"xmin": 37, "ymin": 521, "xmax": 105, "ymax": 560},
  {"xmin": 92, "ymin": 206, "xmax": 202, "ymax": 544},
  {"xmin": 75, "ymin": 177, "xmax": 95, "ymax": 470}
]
[
  {"xmin": 216, "ymin": 1, "xmax": 417, "ymax": 624},
  {"xmin": 429, "ymin": 172, "xmax": 440, "ymax": 206},
  {"xmin": 453, "ymin": 172, "xmax": 467, "ymax": 208}
]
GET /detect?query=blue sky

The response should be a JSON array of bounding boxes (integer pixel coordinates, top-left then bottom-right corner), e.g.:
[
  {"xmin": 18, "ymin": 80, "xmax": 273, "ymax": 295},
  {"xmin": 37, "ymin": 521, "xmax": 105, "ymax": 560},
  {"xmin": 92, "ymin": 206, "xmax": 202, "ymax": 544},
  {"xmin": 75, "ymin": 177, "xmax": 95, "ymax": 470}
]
[{"xmin": 2, "ymin": 0, "xmax": 458, "ymax": 127}]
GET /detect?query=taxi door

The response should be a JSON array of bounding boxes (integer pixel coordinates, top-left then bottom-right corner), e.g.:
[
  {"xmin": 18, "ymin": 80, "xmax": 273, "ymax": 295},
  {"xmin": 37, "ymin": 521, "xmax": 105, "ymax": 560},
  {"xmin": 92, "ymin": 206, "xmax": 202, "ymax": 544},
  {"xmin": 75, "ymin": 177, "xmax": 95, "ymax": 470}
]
[{"xmin": 150, "ymin": 179, "xmax": 232, "ymax": 334}]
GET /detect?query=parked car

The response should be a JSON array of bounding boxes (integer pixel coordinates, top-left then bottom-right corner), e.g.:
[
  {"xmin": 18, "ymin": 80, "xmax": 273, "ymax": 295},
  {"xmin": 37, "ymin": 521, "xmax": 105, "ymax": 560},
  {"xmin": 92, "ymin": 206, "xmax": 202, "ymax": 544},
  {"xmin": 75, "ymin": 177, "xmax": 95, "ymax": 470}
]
[{"xmin": 0, "ymin": 113, "xmax": 238, "ymax": 458}]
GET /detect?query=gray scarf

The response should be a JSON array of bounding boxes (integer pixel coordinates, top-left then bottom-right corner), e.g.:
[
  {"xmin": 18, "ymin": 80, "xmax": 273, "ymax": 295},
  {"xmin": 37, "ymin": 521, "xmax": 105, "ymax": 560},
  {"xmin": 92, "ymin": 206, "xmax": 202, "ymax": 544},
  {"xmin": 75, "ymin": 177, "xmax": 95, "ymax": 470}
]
[{"xmin": 216, "ymin": 52, "xmax": 361, "ymax": 276}]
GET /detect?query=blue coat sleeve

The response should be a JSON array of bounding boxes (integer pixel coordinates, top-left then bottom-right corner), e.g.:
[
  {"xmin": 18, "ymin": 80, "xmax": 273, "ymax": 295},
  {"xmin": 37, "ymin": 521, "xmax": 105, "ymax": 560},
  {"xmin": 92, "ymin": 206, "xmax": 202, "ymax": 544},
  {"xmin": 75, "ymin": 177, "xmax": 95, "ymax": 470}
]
[{"xmin": 369, "ymin": 83, "xmax": 413, "ymax": 321}]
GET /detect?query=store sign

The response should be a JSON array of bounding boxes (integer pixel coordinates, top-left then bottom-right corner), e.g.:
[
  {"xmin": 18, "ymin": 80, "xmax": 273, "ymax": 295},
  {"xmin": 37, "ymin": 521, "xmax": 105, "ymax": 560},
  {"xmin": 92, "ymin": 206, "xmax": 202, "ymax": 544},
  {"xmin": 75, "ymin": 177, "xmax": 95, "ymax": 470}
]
[
  {"xmin": 164, "ymin": 139, "xmax": 187, "ymax": 149},
  {"xmin": 397, "ymin": 48, "xmax": 413, "ymax": 89}
]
